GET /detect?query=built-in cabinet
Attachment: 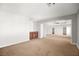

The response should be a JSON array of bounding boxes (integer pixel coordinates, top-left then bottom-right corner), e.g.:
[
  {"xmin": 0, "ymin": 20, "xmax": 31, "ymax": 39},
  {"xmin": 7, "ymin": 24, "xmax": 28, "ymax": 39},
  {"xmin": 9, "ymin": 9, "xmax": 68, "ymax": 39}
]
[{"xmin": 29, "ymin": 32, "xmax": 38, "ymax": 40}]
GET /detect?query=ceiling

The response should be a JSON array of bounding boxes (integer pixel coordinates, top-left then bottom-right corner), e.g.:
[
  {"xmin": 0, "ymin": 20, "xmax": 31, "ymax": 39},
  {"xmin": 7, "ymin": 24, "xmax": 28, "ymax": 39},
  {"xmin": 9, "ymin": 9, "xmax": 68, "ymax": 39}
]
[{"xmin": 0, "ymin": 3, "xmax": 79, "ymax": 21}]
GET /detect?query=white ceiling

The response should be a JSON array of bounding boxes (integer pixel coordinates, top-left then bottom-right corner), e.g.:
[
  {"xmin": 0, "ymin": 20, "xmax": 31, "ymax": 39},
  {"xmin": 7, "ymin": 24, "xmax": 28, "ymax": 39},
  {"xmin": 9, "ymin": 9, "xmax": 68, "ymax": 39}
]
[{"xmin": 0, "ymin": 3, "xmax": 79, "ymax": 21}]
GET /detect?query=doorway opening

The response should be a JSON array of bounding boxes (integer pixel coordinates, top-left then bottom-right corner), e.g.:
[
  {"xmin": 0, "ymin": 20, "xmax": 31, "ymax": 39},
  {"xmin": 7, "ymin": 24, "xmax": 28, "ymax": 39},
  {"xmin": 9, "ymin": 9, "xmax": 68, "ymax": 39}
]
[{"xmin": 40, "ymin": 19, "xmax": 72, "ymax": 39}]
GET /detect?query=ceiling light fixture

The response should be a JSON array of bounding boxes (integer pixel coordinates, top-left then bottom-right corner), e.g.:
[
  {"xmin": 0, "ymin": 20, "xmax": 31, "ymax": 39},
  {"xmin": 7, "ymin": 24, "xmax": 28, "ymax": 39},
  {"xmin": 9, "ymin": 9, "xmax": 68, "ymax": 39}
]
[{"xmin": 47, "ymin": 3, "xmax": 55, "ymax": 7}]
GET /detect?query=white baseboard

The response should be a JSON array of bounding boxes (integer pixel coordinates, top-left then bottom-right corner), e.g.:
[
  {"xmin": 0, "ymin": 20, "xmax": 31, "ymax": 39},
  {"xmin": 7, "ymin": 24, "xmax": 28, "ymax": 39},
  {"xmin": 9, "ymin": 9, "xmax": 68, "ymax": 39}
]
[
  {"xmin": 0, "ymin": 40, "xmax": 28, "ymax": 48},
  {"xmin": 71, "ymin": 41, "xmax": 79, "ymax": 49},
  {"xmin": 76, "ymin": 42, "xmax": 79, "ymax": 49},
  {"xmin": 76, "ymin": 45, "xmax": 79, "ymax": 49},
  {"xmin": 71, "ymin": 41, "xmax": 76, "ymax": 45}
]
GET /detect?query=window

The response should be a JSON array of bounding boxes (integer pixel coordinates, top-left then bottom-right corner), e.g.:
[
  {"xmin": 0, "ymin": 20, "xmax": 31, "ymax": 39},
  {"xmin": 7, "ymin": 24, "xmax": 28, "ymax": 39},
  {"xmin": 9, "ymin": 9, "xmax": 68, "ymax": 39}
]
[{"xmin": 63, "ymin": 27, "xmax": 66, "ymax": 35}]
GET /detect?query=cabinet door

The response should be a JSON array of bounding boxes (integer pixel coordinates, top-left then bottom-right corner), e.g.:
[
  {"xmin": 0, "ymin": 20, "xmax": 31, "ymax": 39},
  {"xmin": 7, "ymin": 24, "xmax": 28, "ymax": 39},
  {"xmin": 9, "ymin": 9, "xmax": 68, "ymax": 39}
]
[{"xmin": 30, "ymin": 32, "xmax": 38, "ymax": 40}]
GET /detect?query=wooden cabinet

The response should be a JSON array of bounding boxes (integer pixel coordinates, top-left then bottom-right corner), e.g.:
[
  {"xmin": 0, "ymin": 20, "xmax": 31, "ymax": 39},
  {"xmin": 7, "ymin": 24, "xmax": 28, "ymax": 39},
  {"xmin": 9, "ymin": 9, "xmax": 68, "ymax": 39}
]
[{"xmin": 29, "ymin": 32, "xmax": 38, "ymax": 40}]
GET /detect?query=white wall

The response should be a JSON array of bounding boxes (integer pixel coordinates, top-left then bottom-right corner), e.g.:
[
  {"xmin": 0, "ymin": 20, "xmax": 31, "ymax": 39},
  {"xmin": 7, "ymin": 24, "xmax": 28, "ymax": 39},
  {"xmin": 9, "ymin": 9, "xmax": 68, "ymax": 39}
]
[
  {"xmin": 41, "ymin": 24, "xmax": 52, "ymax": 37},
  {"xmin": 77, "ymin": 12, "xmax": 79, "ymax": 48},
  {"xmin": 40, "ymin": 24, "xmax": 44, "ymax": 38},
  {"xmin": 66, "ymin": 25, "xmax": 71, "ymax": 37},
  {"xmin": 71, "ymin": 14, "xmax": 77, "ymax": 44},
  {"xmin": 0, "ymin": 11, "xmax": 34, "ymax": 48}
]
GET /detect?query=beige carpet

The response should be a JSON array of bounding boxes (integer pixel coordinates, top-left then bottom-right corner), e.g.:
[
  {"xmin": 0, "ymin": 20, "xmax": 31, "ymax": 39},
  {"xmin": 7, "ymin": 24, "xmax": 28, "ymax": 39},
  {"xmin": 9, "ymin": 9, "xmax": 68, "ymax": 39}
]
[{"xmin": 0, "ymin": 35, "xmax": 79, "ymax": 56}]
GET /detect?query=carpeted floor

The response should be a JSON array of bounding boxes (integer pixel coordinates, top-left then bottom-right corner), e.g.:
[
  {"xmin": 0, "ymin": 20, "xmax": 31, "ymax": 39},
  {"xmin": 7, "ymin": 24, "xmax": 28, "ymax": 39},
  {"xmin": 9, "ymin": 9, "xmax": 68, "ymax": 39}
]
[{"xmin": 0, "ymin": 35, "xmax": 79, "ymax": 56}]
